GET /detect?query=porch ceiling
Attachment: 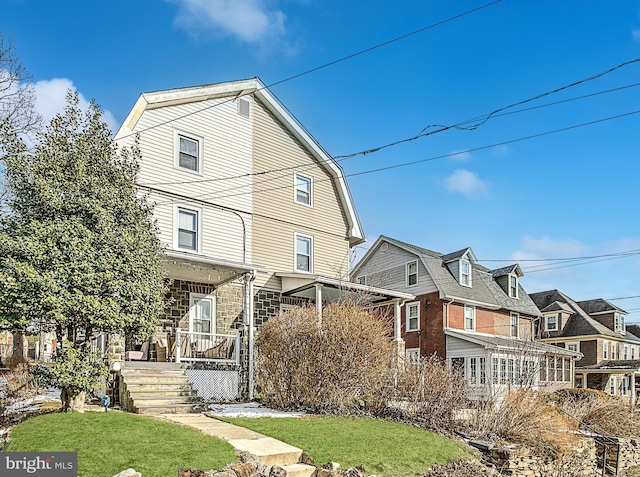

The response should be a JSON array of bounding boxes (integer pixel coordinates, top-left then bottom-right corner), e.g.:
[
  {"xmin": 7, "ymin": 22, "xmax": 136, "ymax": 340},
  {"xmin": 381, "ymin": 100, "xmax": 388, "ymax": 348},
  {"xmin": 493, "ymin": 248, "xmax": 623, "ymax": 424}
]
[
  {"xmin": 276, "ymin": 273, "xmax": 414, "ymax": 305},
  {"xmin": 164, "ymin": 250, "xmax": 266, "ymax": 287}
]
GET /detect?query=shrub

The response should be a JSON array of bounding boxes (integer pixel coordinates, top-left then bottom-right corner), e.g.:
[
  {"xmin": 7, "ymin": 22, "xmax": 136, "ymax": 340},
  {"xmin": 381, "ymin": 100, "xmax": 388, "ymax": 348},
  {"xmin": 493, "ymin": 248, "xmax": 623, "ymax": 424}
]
[{"xmin": 256, "ymin": 303, "xmax": 392, "ymax": 412}]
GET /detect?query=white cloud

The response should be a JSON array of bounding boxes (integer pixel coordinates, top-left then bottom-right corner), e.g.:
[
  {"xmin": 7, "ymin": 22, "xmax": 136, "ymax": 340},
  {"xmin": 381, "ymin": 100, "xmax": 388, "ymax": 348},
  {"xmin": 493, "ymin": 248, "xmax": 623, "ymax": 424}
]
[
  {"xmin": 633, "ymin": 28, "xmax": 640, "ymax": 42},
  {"xmin": 449, "ymin": 149, "xmax": 473, "ymax": 162},
  {"xmin": 443, "ymin": 169, "xmax": 488, "ymax": 198},
  {"xmin": 511, "ymin": 235, "xmax": 589, "ymax": 262},
  {"xmin": 172, "ymin": 0, "xmax": 286, "ymax": 44},
  {"xmin": 33, "ymin": 78, "xmax": 118, "ymax": 133}
]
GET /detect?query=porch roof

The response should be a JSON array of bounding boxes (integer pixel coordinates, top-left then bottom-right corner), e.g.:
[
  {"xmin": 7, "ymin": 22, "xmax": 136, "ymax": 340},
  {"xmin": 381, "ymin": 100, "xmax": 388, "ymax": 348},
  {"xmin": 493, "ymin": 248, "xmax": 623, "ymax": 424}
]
[
  {"xmin": 577, "ymin": 359, "xmax": 640, "ymax": 373},
  {"xmin": 164, "ymin": 250, "xmax": 267, "ymax": 287},
  {"xmin": 445, "ymin": 328, "xmax": 583, "ymax": 359},
  {"xmin": 276, "ymin": 272, "xmax": 415, "ymax": 305}
]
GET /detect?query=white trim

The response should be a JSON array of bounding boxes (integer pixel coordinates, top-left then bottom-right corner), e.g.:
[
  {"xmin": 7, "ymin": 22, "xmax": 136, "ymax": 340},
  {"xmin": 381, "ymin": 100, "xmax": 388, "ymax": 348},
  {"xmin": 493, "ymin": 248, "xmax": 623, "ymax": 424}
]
[
  {"xmin": 510, "ymin": 312, "xmax": 519, "ymax": 338},
  {"xmin": 545, "ymin": 314, "xmax": 558, "ymax": 332},
  {"xmin": 173, "ymin": 129, "xmax": 204, "ymax": 174},
  {"xmin": 406, "ymin": 348, "xmax": 420, "ymax": 364},
  {"xmin": 406, "ymin": 260, "xmax": 418, "ymax": 287},
  {"xmin": 567, "ymin": 342, "xmax": 580, "ymax": 353},
  {"xmin": 406, "ymin": 301, "xmax": 420, "ymax": 332},
  {"xmin": 294, "ymin": 233, "xmax": 313, "ymax": 273},
  {"xmin": 509, "ymin": 274, "xmax": 519, "ymax": 298},
  {"xmin": 356, "ymin": 275, "xmax": 366, "ymax": 285},
  {"xmin": 460, "ymin": 259, "xmax": 472, "ymax": 287},
  {"xmin": 174, "ymin": 204, "xmax": 203, "ymax": 253},
  {"xmin": 294, "ymin": 172, "xmax": 313, "ymax": 207}
]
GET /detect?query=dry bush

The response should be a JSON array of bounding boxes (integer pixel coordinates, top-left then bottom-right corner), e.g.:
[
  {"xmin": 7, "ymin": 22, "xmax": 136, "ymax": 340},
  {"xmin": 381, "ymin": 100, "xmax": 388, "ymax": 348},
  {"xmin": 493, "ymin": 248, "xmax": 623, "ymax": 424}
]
[
  {"xmin": 465, "ymin": 389, "xmax": 580, "ymax": 456},
  {"xmin": 552, "ymin": 388, "xmax": 640, "ymax": 438},
  {"xmin": 256, "ymin": 303, "xmax": 392, "ymax": 412},
  {"xmin": 386, "ymin": 355, "xmax": 468, "ymax": 432},
  {"xmin": 4, "ymin": 363, "xmax": 42, "ymax": 401}
]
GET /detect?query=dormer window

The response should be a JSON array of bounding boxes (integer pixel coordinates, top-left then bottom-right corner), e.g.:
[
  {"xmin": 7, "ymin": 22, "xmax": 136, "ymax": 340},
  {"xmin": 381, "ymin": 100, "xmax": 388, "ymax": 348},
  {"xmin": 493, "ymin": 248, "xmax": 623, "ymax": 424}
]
[
  {"xmin": 614, "ymin": 313, "xmax": 625, "ymax": 334},
  {"xmin": 545, "ymin": 314, "xmax": 558, "ymax": 332},
  {"xmin": 406, "ymin": 261, "xmax": 418, "ymax": 287},
  {"xmin": 460, "ymin": 260, "xmax": 471, "ymax": 287},
  {"xmin": 509, "ymin": 275, "xmax": 518, "ymax": 298}
]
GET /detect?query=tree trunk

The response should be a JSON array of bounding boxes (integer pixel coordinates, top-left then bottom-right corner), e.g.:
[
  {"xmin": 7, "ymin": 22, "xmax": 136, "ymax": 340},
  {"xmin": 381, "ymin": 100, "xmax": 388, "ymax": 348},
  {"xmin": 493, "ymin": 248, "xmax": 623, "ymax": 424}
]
[
  {"xmin": 10, "ymin": 332, "xmax": 28, "ymax": 366},
  {"xmin": 60, "ymin": 389, "xmax": 85, "ymax": 413}
]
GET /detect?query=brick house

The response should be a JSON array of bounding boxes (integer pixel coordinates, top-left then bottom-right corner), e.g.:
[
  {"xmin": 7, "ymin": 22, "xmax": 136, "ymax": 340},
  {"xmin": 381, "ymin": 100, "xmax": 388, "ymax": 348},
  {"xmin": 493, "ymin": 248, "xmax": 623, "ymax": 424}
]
[{"xmin": 351, "ymin": 236, "xmax": 580, "ymax": 399}]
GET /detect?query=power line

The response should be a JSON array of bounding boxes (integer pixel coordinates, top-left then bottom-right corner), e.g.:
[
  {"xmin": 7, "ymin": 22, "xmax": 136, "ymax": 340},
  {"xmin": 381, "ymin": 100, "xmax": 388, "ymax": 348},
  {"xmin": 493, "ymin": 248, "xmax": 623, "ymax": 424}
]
[
  {"xmin": 149, "ymin": 107, "xmax": 640, "ymax": 206},
  {"xmin": 117, "ymin": 0, "xmax": 502, "ymax": 142}
]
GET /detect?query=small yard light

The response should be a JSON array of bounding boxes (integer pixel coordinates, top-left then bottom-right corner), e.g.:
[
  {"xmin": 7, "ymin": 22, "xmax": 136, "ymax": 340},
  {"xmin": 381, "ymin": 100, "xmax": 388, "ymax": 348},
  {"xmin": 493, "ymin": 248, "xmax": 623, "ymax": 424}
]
[{"xmin": 100, "ymin": 394, "xmax": 111, "ymax": 412}]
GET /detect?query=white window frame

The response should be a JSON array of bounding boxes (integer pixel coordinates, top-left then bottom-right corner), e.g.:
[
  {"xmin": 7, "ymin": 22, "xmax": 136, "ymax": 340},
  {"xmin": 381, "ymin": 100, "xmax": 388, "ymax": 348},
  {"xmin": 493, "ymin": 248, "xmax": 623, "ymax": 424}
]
[
  {"xmin": 406, "ymin": 348, "xmax": 420, "ymax": 365},
  {"xmin": 464, "ymin": 304, "xmax": 476, "ymax": 331},
  {"xmin": 509, "ymin": 274, "xmax": 518, "ymax": 298},
  {"xmin": 624, "ymin": 344, "xmax": 629, "ymax": 360},
  {"xmin": 406, "ymin": 260, "xmax": 418, "ymax": 287},
  {"xmin": 615, "ymin": 313, "xmax": 626, "ymax": 334},
  {"xmin": 406, "ymin": 302, "xmax": 420, "ymax": 332},
  {"xmin": 356, "ymin": 275, "xmax": 366, "ymax": 285},
  {"xmin": 545, "ymin": 314, "xmax": 558, "ymax": 332},
  {"xmin": 294, "ymin": 173, "xmax": 313, "ymax": 207},
  {"xmin": 603, "ymin": 341, "xmax": 609, "ymax": 360},
  {"xmin": 294, "ymin": 233, "xmax": 313, "ymax": 273},
  {"xmin": 189, "ymin": 293, "xmax": 216, "ymax": 336},
  {"xmin": 174, "ymin": 129, "xmax": 203, "ymax": 174},
  {"xmin": 510, "ymin": 313, "xmax": 519, "ymax": 338},
  {"xmin": 174, "ymin": 204, "xmax": 202, "ymax": 253},
  {"xmin": 612, "ymin": 342, "xmax": 617, "ymax": 360},
  {"xmin": 460, "ymin": 259, "xmax": 472, "ymax": 287},
  {"xmin": 567, "ymin": 342, "xmax": 580, "ymax": 353}
]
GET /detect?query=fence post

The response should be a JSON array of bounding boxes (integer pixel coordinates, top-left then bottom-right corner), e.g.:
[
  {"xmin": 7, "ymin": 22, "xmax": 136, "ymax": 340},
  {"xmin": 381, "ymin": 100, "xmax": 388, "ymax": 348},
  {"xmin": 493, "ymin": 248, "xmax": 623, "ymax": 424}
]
[{"xmin": 176, "ymin": 329, "xmax": 181, "ymax": 364}]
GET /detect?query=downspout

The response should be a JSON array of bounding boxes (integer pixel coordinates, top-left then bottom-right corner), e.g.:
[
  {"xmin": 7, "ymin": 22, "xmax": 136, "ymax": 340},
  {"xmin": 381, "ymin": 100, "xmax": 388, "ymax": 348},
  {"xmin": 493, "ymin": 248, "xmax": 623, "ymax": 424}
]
[{"xmin": 245, "ymin": 270, "xmax": 257, "ymax": 400}]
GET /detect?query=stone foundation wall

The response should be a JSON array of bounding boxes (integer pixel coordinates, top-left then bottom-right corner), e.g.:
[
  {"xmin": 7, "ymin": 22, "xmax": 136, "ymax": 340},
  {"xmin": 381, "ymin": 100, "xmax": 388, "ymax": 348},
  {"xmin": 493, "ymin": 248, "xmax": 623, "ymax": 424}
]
[
  {"xmin": 601, "ymin": 437, "xmax": 640, "ymax": 474},
  {"xmin": 473, "ymin": 438, "xmax": 597, "ymax": 477}
]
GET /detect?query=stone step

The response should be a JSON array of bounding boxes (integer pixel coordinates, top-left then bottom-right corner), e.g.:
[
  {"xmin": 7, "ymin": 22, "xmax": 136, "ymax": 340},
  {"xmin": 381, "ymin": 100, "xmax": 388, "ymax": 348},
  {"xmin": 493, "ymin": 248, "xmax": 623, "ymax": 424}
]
[
  {"xmin": 125, "ymin": 383, "xmax": 193, "ymax": 392},
  {"xmin": 121, "ymin": 375, "xmax": 190, "ymax": 384},
  {"xmin": 133, "ymin": 397, "xmax": 201, "ymax": 406},
  {"xmin": 128, "ymin": 389, "xmax": 198, "ymax": 398},
  {"xmin": 135, "ymin": 403, "xmax": 206, "ymax": 415},
  {"xmin": 281, "ymin": 464, "xmax": 317, "ymax": 477},
  {"xmin": 227, "ymin": 437, "xmax": 302, "ymax": 467},
  {"xmin": 121, "ymin": 368, "xmax": 186, "ymax": 376}
]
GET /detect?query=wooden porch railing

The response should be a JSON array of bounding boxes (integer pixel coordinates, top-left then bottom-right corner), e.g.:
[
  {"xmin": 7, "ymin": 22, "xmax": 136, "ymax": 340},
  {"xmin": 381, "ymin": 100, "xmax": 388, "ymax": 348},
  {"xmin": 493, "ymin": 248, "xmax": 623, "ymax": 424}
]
[{"xmin": 173, "ymin": 329, "xmax": 240, "ymax": 365}]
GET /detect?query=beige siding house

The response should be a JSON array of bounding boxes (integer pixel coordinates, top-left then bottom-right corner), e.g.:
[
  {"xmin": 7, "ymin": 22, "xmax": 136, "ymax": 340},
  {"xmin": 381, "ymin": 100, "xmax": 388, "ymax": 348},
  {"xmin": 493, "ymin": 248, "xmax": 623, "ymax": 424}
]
[{"xmin": 114, "ymin": 78, "xmax": 411, "ymax": 399}]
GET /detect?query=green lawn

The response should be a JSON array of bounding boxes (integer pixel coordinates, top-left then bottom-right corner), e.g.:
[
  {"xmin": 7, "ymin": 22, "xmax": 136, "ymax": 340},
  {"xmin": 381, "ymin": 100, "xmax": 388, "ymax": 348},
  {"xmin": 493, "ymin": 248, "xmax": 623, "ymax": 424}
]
[
  {"xmin": 6, "ymin": 411, "xmax": 237, "ymax": 477},
  {"xmin": 224, "ymin": 416, "xmax": 475, "ymax": 477}
]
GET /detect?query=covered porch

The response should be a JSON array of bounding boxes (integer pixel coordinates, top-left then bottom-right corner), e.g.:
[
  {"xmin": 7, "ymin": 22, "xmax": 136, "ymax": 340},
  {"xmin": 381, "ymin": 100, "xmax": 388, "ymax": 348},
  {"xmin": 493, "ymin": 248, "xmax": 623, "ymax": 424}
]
[{"xmin": 575, "ymin": 360, "xmax": 640, "ymax": 404}]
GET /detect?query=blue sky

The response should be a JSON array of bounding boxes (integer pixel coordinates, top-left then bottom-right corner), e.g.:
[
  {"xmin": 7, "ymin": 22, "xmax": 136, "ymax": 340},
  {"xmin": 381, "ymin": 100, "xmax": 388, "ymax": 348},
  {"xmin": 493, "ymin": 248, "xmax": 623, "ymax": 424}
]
[{"xmin": 3, "ymin": 0, "xmax": 640, "ymax": 320}]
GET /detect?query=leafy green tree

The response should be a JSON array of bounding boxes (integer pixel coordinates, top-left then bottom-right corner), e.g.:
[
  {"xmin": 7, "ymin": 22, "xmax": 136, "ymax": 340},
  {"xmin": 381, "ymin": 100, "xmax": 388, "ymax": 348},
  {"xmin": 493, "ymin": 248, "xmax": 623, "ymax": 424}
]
[{"xmin": 0, "ymin": 92, "xmax": 167, "ymax": 410}]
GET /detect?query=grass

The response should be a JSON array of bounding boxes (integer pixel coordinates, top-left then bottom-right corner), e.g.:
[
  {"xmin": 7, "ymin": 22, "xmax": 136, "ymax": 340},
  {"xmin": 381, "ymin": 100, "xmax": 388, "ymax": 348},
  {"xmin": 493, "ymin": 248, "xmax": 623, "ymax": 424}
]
[
  {"xmin": 6, "ymin": 411, "xmax": 237, "ymax": 477},
  {"xmin": 223, "ymin": 416, "xmax": 476, "ymax": 477}
]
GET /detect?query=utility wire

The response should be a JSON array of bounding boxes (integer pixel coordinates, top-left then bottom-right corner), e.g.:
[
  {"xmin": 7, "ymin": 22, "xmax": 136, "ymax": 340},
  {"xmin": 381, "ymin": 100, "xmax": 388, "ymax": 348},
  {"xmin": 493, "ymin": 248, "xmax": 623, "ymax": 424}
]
[
  {"xmin": 117, "ymin": 0, "xmax": 502, "ymax": 142},
  {"xmin": 150, "ymin": 107, "xmax": 640, "ymax": 205}
]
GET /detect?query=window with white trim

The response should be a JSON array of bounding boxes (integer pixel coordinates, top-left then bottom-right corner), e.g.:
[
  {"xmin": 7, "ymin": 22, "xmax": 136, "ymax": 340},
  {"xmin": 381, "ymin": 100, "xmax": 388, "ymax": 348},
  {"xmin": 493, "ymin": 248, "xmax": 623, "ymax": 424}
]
[
  {"xmin": 545, "ymin": 314, "xmax": 558, "ymax": 332},
  {"xmin": 174, "ymin": 130, "xmax": 203, "ymax": 173},
  {"xmin": 603, "ymin": 341, "xmax": 609, "ymax": 359},
  {"xmin": 624, "ymin": 344, "xmax": 629, "ymax": 360},
  {"xmin": 406, "ymin": 302, "xmax": 420, "ymax": 332},
  {"xmin": 567, "ymin": 342, "xmax": 579, "ymax": 353},
  {"xmin": 294, "ymin": 173, "xmax": 312, "ymax": 206},
  {"xmin": 295, "ymin": 234, "xmax": 313, "ymax": 272},
  {"xmin": 610, "ymin": 376, "xmax": 616, "ymax": 395},
  {"xmin": 460, "ymin": 260, "xmax": 471, "ymax": 286},
  {"xmin": 406, "ymin": 261, "xmax": 418, "ymax": 286},
  {"xmin": 510, "ymin": 313, "xmax": 519, "ymax": 338},
  {"xmin": 509, "ymin": 275, "xmax": 518, "ymax": 298},
  {"xmin": 614, "ymin": 313, "xmax": 626, "ymax": 334},
  {"xmin": 406, "ymin": 348, "xmax": 420, "ymax": 365},
  {"xmin": 611, "ymin": 343, "xmax": 617, "ymax": 360},
  {"xmin": 464, "ymin": 305, "xmax": 475, "ymax": 331},
  {"xmin": 633, "ymin": 347, "xmax": 636, "ymax": 360},
  {"xmin": 177, "ymin": 207, "xmax": 199, "ymax": 252},
  {"xmin": 356, "ymin": 275, "xmax": 366, "ymax": 285},
  {"xmin": 189, "ymin": 294, "xmax": 215, "ymax": 335}
]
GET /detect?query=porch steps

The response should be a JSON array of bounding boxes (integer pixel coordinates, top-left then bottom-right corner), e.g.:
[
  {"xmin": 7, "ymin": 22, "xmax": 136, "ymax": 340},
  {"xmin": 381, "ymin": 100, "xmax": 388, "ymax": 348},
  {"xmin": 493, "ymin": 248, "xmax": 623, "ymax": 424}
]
[{"xmin": 119, "ymin": 365, "xmax": 205, "ymax": 415}]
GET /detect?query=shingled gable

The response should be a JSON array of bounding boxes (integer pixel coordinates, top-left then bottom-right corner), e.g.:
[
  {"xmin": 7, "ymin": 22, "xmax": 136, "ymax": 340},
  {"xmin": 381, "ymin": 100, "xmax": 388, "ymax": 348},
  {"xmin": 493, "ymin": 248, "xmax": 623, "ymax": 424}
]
[
  {"xmin": 353, "ymin": 235, "xmax": 541, "ymax": 317},
  {"xmin": 115, "ymin": 77, "xmax": 365, "ymax": 247},
  {"xmin": 491, "ymin": 264, "xmax": 523, "ymax": 278},
  {"xmin": 577, "ymin": 298, "xmax": 626, "ymax": 315}
]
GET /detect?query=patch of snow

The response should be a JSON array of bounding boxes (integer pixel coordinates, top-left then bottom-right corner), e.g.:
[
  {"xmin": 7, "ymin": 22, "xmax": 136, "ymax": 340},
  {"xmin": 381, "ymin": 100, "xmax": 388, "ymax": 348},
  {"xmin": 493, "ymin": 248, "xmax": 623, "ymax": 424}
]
[{"xmin": 207, "ymin": 402, "xmax": 306, "ymax": 418}]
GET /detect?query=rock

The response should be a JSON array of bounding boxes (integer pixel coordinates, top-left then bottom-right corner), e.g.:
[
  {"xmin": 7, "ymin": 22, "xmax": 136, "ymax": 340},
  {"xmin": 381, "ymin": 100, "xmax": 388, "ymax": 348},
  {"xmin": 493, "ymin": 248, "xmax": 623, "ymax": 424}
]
[
  {"xmin": 112, "ymin": 469, "xmax": 141, "ymax": 477},
  {"xmin": 342, "ymin": 468, "xmax": 364, "ymax": 477},
  {"xmin": 317, "ymin": 462, "xmax": 340, "ymax": 477},
  {"xmin": 238, "ymin": 452, "xmax": 267, "ymax": 474},
  {"xmin": 268, "ymin": 466, "xmax": 287, "ymax": 477},
  {"xmin": 228, "ymin": 462, "xmax": 258, "ymax": 477},
  {"xmin": 179, "ymin": 469, "xmax": 205, "ymax": 477},
  {"xmin": 205, "ymin": 471, "xmax": 235, "ymax": 477},
  {"xmin": 299, "ymin": 452, "xmax": 315, "ymax": 465}
]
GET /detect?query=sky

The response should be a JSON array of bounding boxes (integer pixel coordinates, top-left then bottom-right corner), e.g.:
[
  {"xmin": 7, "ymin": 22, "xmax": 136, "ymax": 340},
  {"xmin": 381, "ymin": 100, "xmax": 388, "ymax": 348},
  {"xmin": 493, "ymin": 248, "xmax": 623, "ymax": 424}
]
[{"xmin": 2, "ymin": 0, "xmax": 640, "ymax": 320}]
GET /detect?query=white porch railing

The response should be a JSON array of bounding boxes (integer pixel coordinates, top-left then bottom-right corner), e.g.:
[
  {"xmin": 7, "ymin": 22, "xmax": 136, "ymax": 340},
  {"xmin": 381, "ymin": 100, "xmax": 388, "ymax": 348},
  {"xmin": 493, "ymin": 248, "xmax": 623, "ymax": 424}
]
[{"xmin": 174, "ymin": 329, "xmax": 240, "ymax": 365}]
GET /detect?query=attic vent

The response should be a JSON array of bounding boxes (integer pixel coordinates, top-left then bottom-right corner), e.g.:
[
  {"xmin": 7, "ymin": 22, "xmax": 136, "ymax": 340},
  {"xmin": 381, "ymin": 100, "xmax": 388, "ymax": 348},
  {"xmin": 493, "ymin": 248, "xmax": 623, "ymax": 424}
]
[{"xmin": 237, "ymin": 98, "xmax": 251, "ymax": 117}]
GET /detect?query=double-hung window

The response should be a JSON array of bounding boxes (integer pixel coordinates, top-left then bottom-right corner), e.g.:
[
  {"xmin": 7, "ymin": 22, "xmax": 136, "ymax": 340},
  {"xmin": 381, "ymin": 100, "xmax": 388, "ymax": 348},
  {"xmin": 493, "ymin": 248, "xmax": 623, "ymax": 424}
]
[
  {"xmin": 509, "ymin": 275, "xmax": 518, "ymax": 298},
  {"xmin": 174, "ymin": 130, "xmax": 203, "ymax": 173},
  {"xmin": 603, "ymin": 341, "xmax": 609, "ymax": 359},
  {"xmin": 406, "ymin": 261, "xmax": 418, "ymax": 286},
  {"xmin": 406, "ymin": 302, "xmax": 420, "ymax": 332},
  {"xmin": 177, "ymin": 208, "xmax": 199, "ymax": 251},
  {"xmin": 460, "ymin": 260, "xmax": 471, "ymax": 286},
  {"xmin": 510, "ymin": 313, "xmax": 519, "ymax": 338},
  {"xmin": 545, "ymin": 314, "xmax": 558, "ymax": 332},
  {"xmin": 464, "ymin": 305, "xmax": 475, "ymax": 331},
  {"xmin": 295, "ymin": 234, "xmax": 313, "ymax": 272},
  {"xmin": 294, "ymin": 173, "xmax": 312, "ymax": 206}
]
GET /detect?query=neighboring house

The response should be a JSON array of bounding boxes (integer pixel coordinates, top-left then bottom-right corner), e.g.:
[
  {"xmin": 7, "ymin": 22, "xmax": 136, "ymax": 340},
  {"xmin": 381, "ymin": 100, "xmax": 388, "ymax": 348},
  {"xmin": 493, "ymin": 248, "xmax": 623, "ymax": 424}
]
[
  {"xmin": 530, "ymin": 290, "xmax": 640, "ymax": 403},
  {"xmin": 113, "ymin": 79, "xmax": 411, "ymax": 398},
  {"xmin": 351, "ymin": 236, "xmax": 580, "ymax": 399}
]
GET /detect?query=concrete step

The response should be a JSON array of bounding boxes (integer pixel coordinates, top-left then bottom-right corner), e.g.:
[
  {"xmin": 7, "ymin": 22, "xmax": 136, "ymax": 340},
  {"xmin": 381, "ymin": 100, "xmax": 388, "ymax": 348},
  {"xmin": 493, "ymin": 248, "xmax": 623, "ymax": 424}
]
[
  {"xmin": 128, "ymin": 389, "xmax": 197, "ymax": 398},
  {"xmin": 133, "ymin": 397, "xmax": 201, "ymax": 406},
  {"xmin": 121, "ymin": 375, "xmax": 190, "ymax": 384},
  {"xmin": 126, "ymin": 383, "xmax": 193, "ymax": 392},
  {"xmin": 122, "ymin": 368, "xmax": 186, "ymax": 376},
  {"xmin": 227, "ymin": 437, "xmax": 302, "ymax": 467},
  {"xmin": 135, "ymin": 403, "xmax": 206, "ymax": 415},
  {"xmin": 282, "ymin": 464, "xmax": 316, "ymax": 477}
]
